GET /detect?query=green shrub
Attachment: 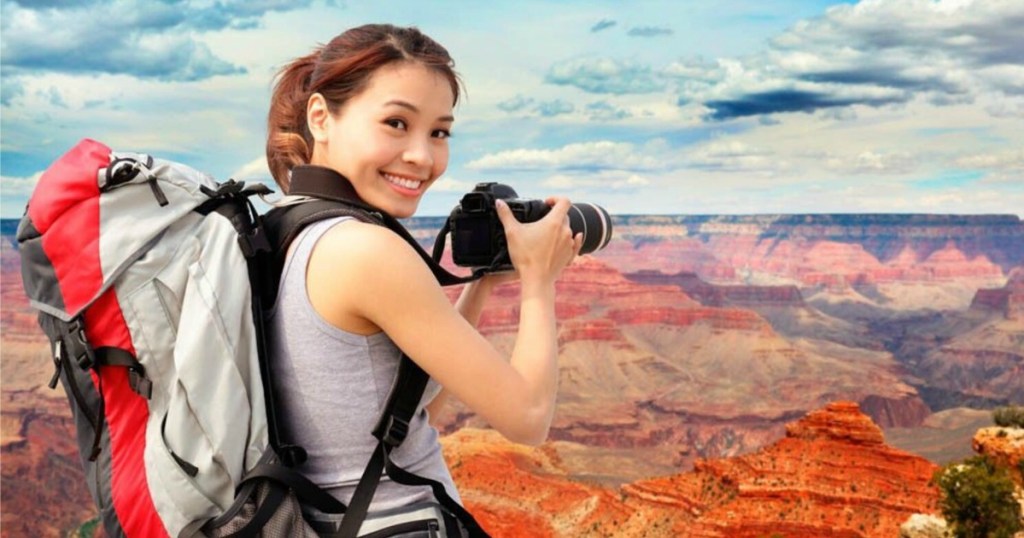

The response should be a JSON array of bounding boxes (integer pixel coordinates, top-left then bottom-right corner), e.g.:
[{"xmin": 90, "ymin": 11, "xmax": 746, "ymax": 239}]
[
  {"xmin": 933, "ymin": 455, "xmax": 1022, "ymax": 538},
  {"xmin": 993, "ymin": 405, "xmax": 1024, "ymax": 428}
]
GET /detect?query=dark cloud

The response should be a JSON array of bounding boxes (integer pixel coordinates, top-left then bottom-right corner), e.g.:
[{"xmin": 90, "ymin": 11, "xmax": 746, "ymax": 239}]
[
  {"xmin": 590, "ymin": 19, "xmax": 616, "ymax": 33},
  {"xmin": 3, "ymin": 32, "xmax": 244, "ymax": 80},
  {"xmin": 546, "ymin": 57, "xmax": 666, "ymax": 95},
  {"xmin": 688, "ymin": 1, "xmax": 1024, "ymax": 120},
  {"xmin": 702, "ymin": 89, "xmax": 906, "ymax": 120},
  {"xmin": 798, "ymin": 68, "xmax": 969, "ymax": 95},
  {"xmin": 627, "ymin": 26, "xmax": 673, "ymax": 38},
  {"xmin": 1, "ymin": 0, "xmax": 312, "ymax": 81}
]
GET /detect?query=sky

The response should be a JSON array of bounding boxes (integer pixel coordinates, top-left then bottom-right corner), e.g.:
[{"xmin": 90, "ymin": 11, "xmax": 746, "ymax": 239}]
[{"xmin": 1, "ymin": 0, "xmax": 1022, "ymax": 218}]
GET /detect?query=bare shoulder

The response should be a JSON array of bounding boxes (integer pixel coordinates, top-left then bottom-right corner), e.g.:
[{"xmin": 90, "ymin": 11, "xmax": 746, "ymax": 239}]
[
  {"xmin": 306, "ymin": 219, "xmax": 440, "ymax": 333},
  {"xmin": 314, "ymin": 220, "xmax": 421, "ymax": 266},
  {"xmin": 310, "ymin": 219, "xmax": 437, "ymax": 293}
]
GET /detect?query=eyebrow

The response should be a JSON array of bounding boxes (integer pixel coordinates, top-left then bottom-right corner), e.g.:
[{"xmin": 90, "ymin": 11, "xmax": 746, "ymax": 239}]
[{"xmin": 384, "ymin": 99, "xmax": 455, "ymax": 122}]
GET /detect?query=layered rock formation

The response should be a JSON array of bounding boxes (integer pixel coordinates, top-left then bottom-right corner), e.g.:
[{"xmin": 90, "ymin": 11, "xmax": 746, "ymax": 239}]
[
  {"xmin": 601, "ymin": 215, "xmax": 1020, "ymax": 313},
  {"xmin": 625, "ymin": 270, "xmax": 806, "ymax": 308},
  {"xmin": 444, "ymin": 402, "xmax": 941, "ymax": 537},
  {"xmin": 972, "ymin": 266, "xmax": 1024, "ymax": 320},
  {"xmin": 912, "ymin": 313, "xmax": 1024, "ymax": 406},
  {"xmin": 436, "ymin": 255, "xmax": 927, "ymax": 469}
]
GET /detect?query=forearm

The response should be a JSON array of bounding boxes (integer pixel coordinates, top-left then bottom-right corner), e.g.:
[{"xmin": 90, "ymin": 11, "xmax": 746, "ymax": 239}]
[
  {"xmin": 454, "ymin": 278, "xmax": 497, "ymax": 325},
  {"xmin": 507, "ymin": 279, "xmax": 559, "ymax": 444},
  {"xmin": 428, "ymin": 278, "xmax": 497, "ymax": 423}
]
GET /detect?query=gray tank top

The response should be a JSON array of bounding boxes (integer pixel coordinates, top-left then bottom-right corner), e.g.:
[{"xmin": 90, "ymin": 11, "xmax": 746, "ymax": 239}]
[{"xmin": 266, "ymin": 217, "xmax": 460, "ymax": 512}]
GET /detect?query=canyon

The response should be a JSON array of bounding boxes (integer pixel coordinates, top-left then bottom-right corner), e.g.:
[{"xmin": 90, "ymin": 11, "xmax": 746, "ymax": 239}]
[{"xmin": 2, "ymin": 213, "xmax": 1022, "ymax": 535}]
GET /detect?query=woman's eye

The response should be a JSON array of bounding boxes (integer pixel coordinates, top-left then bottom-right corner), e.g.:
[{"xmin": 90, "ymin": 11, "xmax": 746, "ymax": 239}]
[
  {"xmin": 385, "ymin": 118, "xmax": 407, "ymax": 130},
  {"xmin": 432, "ymin": 129, "xmax": 452, "ymax": 139}
]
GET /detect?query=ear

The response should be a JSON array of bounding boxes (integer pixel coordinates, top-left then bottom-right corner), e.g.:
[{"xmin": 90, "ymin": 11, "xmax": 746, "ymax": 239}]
[{"xmin": 307, "ymin": 93, "xmax": 331, "ymax": 143}]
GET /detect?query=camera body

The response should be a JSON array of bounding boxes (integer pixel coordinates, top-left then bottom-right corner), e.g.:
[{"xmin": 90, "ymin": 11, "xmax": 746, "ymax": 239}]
[
  {"xmin": 447, "ymin": 182, "xmax": 613, "ymax": 271},
  {"xmin": 448, "ymin": 182, "xmax": 548, "ymax": 270}
]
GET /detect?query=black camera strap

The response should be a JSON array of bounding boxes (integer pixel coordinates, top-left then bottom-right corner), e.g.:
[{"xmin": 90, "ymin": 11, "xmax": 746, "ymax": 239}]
[
  {"xmin": 430, "ymin": 218, "xmax": 511, "ymax": 277},
  {"xmin": 265, "ymin": 165, "xmax": 490, "ymax": 537},
  {"xmin": 286, "ymin": 165, "xmax": 485, "ymax": 286}
]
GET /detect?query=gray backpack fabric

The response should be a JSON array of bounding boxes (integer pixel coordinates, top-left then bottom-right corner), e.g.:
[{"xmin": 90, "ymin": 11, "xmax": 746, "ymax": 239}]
[{"xmin": 17, "ymin": 138, "xmax": 336, "ymax": 537}]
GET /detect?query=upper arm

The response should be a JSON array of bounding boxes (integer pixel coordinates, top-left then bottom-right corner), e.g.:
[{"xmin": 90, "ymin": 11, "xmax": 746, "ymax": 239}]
[{"xmin": 306, "ymin": 222, "xmax": 539, "ymax": 441}]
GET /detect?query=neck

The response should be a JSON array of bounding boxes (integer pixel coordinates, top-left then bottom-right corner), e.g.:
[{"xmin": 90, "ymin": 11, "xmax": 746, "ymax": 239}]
[{"xmin": 288, "ymin": 165, "xmax": 377, "ymax": 212}]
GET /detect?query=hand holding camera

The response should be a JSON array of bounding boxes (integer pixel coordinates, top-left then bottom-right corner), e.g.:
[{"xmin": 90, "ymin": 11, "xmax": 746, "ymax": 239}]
[
  {"xmin": 445, "ymin": 182, "xmax": 613, "ymax": 273},
  {"xmin": 494, "ymin": 196, "xmax": 583, "ymax": 286}
]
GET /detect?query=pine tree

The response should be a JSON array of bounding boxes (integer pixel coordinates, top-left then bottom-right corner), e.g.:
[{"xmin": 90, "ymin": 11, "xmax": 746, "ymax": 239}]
[{"xmin": 934, "ymin": 455, "xmax": 1022, "ymax": 538}]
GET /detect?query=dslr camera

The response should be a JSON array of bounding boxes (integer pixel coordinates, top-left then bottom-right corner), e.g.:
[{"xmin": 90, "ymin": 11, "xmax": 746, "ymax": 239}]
[{"xmin": 447, "ymin": 182, "xmax": 612, "ymax": 271}]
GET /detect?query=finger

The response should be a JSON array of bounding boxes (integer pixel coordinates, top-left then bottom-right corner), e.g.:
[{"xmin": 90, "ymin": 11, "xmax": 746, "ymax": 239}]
[
  {"xmin": 494, "ymin": 199, "xmax": 519, "ymax": 229},
  {"xmin": 544, "ymin": 197, "xmax": 573, "ymax": 219}
]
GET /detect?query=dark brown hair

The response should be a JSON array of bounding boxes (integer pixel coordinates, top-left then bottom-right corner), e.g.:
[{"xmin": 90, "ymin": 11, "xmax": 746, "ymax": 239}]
[{"xmin": 266, "ymin": 24, "xmax": 461, "ymax": 191}]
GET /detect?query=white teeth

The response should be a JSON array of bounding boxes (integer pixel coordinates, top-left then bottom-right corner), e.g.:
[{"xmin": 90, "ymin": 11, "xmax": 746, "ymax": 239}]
[{"xmin": 383, "ymin": 173, "xmax": 422, "ymax": 190}]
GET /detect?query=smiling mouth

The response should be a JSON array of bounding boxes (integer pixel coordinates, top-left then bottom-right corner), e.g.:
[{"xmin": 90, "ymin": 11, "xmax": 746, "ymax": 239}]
[{"xmin": 382, "ymin": 172, "xmax": 425, "ymax": 191}]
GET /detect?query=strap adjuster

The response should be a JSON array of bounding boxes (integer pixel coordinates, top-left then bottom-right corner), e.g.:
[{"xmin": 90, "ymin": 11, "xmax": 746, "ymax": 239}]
[
  {"xmin": 64, "ymin": 319, "xmax": 96, "ymax": 370},
  {"xmin": 380, "ymin": 415, "xmax": 410, "ymax": 447},
  {"xmin": 238, "ymin": 226, "xmax": 271, "ymax": 257},
  {"xmin": 128, "ymin": 367, "xmax": 153, "ymax": 399}
]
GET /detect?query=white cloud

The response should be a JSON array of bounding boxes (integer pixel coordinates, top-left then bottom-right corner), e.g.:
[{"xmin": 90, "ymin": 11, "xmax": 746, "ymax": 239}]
[
  {"xmin": 824, "ymin": 150, "xmax": 919, "ymax": 175},
  {"xmin": 231, "ymin": 156, "xmax": 272, "ymax": 182},
  {"xmin": 541, "ymin": 171, "xmax": 651, "ymax": 192},
  {"xmin": 955, "ymin": 148, "xmax": 1024, "ymax": 182},
  {"xmin": 685, "ymin": 140, "xmax": 783, "ymax": 175},
  {"xmin": 466, "ymin": 140, "xmax": 674, "ymax": 172},
  {"xmin": 430, "ymin": 176, "xmax": 477, "ymax": 193},
  {"xmin": 545, "ymin": 57, "xmax": 667, "ymax": 95},
  {"xmin": 1, "ymin": 171, "xmax": 44, "ymax": 198}
]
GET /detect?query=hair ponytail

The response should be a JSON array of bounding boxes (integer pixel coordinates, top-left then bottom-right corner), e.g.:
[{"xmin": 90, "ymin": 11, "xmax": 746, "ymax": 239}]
[
  {"xmin": 266, "ymin": 50, "xmax": 320, "ymax": 191},
  {"xmin": 265, "ymin": 25, "xmax": 461, "ymax": 192}
]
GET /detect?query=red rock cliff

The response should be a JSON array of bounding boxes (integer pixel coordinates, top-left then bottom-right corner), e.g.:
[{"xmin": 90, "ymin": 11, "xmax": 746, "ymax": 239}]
[{"xmin": 446, "ymin": 402, "xmax": 940, "ymax": 537}]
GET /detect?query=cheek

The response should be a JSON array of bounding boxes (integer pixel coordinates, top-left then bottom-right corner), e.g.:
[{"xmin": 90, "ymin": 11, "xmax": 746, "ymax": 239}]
[
  {"xmin": 368, "ymin": 137, "xmax": 403, "ymax": 167},
  {"xmin": 432, "ymin": 146, "xmax": 450, "ymax": 177}
]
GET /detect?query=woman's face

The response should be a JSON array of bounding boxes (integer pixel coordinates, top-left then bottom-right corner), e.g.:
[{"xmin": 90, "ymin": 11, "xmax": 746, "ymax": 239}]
[{"xmin": 309, "ymin": 62, "xmax": 455, "ymax": 218}]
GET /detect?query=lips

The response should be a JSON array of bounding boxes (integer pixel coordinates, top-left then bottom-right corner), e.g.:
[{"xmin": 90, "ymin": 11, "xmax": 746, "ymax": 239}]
[{"xmin": 382, "ymin": 172, "xmax": 425, "ymax": 192}]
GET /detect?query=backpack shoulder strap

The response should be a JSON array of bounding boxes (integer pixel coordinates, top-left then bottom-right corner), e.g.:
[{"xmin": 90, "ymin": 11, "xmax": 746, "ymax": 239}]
[
  {"xmin": 274, "ymin": 166, "xmax": 489, "ymax": 536},
  {"xmin": 340, "ymin": 358, "xmax": 489, "ymax": 537}
]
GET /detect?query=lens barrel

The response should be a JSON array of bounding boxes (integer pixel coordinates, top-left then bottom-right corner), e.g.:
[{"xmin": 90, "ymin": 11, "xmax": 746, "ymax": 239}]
[{"xmin": 567, "ymin": 203, "xmax": 613, "ymax": 255}]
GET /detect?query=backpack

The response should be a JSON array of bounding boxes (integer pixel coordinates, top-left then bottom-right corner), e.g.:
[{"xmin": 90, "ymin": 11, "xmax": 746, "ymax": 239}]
[{"xmin": 17, "ymin": 139, "xmax": 489, "ymax": 537}]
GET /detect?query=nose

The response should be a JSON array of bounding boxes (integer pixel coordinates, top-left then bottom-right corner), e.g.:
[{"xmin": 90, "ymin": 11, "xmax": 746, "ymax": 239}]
[{"xmin": 402, "ymin": 137, "xmax": 433, "ymax": 168}]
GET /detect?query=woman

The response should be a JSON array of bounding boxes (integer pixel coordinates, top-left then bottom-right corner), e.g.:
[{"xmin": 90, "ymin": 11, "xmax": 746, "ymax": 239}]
[{"xmin": 264, "ymin": 24, "xmax": 581, "ymax": 535}]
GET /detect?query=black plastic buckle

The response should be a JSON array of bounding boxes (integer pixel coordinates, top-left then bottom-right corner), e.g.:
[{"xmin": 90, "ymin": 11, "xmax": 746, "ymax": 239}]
[
  {"xmin": 200, "ymin": 179, "xmax": 246, "ymax": 198},
  {"xmin": 278, "ymin": 444, "xmax": 308, "ymax": 468},
  {"xmin": 128, "ymin": 367, "xmax": 153, "ymax": 399},
  {"xmin": 65, "ymin": 319, "xmax": 96, "ymax": 370},
  {"xmin": 381, "ymin": 415, "xmax": 410, "ymax": 448},
  {"xmin": 238, "ymin": 225, "xmax": 271, "ymax": 257}
]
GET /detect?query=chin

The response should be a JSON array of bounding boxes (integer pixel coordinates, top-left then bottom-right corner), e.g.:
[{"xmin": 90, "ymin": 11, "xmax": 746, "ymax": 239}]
[{"xmin": 387, "ymin": 204, "xmax": 419, "ymax": 219}]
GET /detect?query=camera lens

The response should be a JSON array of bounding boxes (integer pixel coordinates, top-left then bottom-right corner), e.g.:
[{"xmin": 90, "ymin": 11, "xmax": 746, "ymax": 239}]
[{"xmin": 567, "ymin": 203, "xmax": 613, "ymax": 255}]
